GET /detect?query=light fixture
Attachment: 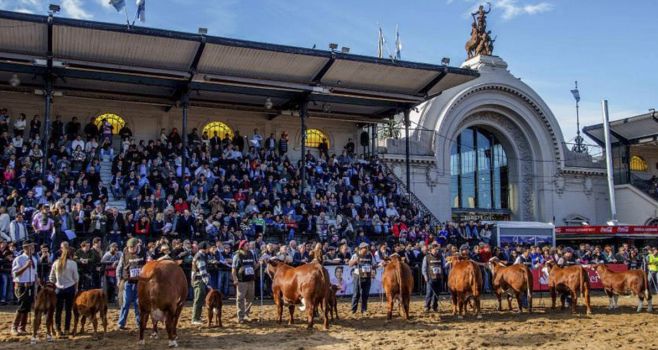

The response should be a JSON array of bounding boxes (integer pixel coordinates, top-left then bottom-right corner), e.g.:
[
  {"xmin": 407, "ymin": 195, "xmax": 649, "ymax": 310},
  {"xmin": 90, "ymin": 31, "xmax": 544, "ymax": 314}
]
[
  {"xmin": 48, "ymin": 4, "xmax": 60, "ymax": 14},
  {"xmin": 8, "ymin": 74, "xmax": 20, "ymax": 87},
  {"xmin": 198, "ymin": 27, "xmax": 208, "ymax": 35},
  {"xmin": 606, "ymin": 220, "xmax": 618, "ymax": 226},
  {"xmin": 328, "ymin": 43, "xmax": 338, "ymax": 51},
  {"xmin": 264, "ymin": 97, "xmax": 273, "ymax": 110},
  {"xmin": 341, "ymin": 47, "xmax": 350, "ymax": 54},
  {"xmin": 441, "ymin": 57, "xmax": 450, "ymax": 66}
]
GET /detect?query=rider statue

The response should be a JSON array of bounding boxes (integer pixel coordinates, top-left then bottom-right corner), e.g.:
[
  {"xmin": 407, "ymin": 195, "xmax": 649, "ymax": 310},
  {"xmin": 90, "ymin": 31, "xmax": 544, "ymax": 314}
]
[{"xmin": 466, "ymin": 2, "xmax": 495, "ymax": 58}]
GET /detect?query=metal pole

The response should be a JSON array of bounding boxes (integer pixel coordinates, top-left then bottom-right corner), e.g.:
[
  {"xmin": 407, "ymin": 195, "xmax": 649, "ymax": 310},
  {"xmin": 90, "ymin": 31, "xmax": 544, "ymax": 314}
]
[
  {"xmin": 300, "ymin": 100, "xmax": 308, "ymax": 194},
  {"xmin": 404, "ymin": 109, "xmax": 411, "ymax": 193},
  {"xmin": 372, "ymin": 123, "xmax": 377, "ymax": 157},
  {"xmin": 601, "ymin": 100, "xmax": 617, "ymax": 222},
  {"xmin": 259, "ymin": 263, "xmax": 263, "ymax": 322},
  {"xmin": 181, "ymin": 94, "xmax": 189, "ymax": 182},
  {"xmin": 42, "ymin": 79, "xmax": 52, "ymax": 178}
]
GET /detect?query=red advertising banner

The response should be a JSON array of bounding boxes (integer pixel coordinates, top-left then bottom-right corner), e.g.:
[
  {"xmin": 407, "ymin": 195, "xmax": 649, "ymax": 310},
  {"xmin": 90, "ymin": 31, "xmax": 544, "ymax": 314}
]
[
  {"xmin": 555, "ymin": 226, "xmax": 658, "ymax": 235},
  {"xmin": 531, "ymin": 264, "xmax": 628, "ymax": 292}
]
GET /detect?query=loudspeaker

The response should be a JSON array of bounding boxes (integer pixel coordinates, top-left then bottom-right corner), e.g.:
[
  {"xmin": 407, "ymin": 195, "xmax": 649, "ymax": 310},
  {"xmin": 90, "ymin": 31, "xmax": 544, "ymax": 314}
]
[{"xmin": 360, "ymin": 131, "xmax": 369, "ymax": 147}]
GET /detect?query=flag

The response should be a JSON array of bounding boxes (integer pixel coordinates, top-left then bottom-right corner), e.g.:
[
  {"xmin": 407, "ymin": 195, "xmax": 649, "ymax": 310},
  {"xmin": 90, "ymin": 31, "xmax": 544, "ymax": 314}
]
[
  {"xmin": 377, "ymin": 27, "xmax": 385, "ymax": 59},
  {"xmin": 570, "ymin": 88, "xmax": 580, "ymax": 103},
  {"xmin": 109, "ymin": 0, "xmax": 125, "ymax": 12},
  {"xmin": 395, "ymin": 25, "xmax": 402, "ymax": 60},
  {"xmin": 136, "ymin": 0, "xmax": 145, "ymax": 22}
]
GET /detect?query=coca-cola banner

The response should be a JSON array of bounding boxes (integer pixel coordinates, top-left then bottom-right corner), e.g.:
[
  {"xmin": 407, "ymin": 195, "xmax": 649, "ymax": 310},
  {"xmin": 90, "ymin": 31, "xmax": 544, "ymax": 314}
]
[
  {"xmin": 531, "ymin": 264, "xmax": 628, "ymax": 292},
  {"xmin": 555, "ymin": 226, "xmax": 658, "ymax": 235}
]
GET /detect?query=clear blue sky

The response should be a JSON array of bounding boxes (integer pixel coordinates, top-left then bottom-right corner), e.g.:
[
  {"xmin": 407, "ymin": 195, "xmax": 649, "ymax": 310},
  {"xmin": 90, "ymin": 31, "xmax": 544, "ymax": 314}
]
[{"xmin": 2, "ymin": 0, "xmax": 657, "ymax": 144}]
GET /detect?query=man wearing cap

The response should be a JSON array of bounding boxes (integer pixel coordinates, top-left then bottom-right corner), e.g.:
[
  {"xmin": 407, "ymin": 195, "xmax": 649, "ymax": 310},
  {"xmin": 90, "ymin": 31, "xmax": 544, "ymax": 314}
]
[
  {"xmin": 422, "ymin": 243, "xmax": 444, "ymax": 313},
  {"xmin": 191, "ymin": 241, "xmax": 211, "ymax": 325},
  {"xmin": 10, "ymin": 240, "xmax": 38, "ymax": 335},
  {"xmin": 117, "ymin": 238, "xmax": 145, "ymax": 330},
  {"xmin": 348, "ymin": 242, "xmax": 375, "ymax": 315},
  {"xmin": 75, "ymin": 240, "xmax": 99, "ymax": 291},
  {"xmin": 101, "ymin": 242, "xmax": 121, "ymax": 304},
  {"xmin": 232, "ymin": 240, "xmax": 258, "ymax": 323}
]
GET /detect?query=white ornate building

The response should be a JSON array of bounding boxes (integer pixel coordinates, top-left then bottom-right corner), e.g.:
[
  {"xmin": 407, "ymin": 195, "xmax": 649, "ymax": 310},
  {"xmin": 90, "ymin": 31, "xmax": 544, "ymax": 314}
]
[{"xmin": 381, "ymin": 55, "xmax": 613, "ymax": 225}]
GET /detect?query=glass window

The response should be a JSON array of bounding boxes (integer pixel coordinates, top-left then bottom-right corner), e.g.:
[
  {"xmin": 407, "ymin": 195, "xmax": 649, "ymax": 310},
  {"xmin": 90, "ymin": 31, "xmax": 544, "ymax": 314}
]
[
  {"xmin": 203, "ymin": 121, "xmax": 234, "ymax": 140},
  {"xmin": 306, "ymin": 129, "xmax": 329, "ymax": 148},
  {"xmin": 94, "ymin": 113, "xmax": 125, "ymax": 135},
  {"xmin": 451, "ymin": 127, "xmax": 508, "ymax": 210}
]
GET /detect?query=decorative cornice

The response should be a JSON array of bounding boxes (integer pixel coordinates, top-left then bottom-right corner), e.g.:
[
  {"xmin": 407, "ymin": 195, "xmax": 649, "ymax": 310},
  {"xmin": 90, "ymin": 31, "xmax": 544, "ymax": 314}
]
[
  {"xmin": 379, "ymin": 154, "xmax": 436, "ymax": 164},
  {"xmin": 560, "ymin": 168, "xmax": 606, "ymax": 176}
]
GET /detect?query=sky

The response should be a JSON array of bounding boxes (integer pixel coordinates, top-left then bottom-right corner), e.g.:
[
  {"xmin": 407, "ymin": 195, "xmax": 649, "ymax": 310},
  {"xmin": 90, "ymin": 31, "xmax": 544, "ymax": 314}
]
[{"xmin": 1, "ymin": 0, "xmax": 657, "ymax": 144}]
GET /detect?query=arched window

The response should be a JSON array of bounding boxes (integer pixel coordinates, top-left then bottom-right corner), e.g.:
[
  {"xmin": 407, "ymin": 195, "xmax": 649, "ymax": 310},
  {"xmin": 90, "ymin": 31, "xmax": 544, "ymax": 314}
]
[
  {"xmin": 305, "ymin": 129, "xmax": 329, "ymax": 148},
  {"xmin": 94, "ymin": 113, "xmax": 125, "ymax": 135},
  {"xmin": 630, "ymin": 155, "xmax": 648, "ymax": 172},
  {"xmin": 203, "ymin": 121, "xmax": 234, "ymax": 139}
]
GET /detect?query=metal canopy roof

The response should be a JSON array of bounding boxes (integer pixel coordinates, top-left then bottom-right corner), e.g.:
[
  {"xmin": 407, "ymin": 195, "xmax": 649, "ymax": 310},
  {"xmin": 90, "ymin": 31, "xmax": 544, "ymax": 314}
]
[
  {"xmin": 583, "ymin": 112, "xmax": 658, "ymax": 146},
  {"xmin": 0, "ymin": 10, "xmax": 478, "ymax": 120}
]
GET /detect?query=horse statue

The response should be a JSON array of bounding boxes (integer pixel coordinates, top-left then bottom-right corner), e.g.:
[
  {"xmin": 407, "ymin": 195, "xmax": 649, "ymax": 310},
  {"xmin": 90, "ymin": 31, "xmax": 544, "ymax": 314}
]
[{"xmin": 465, "ymin": 22, "xmax": 481, "ymax": 59}]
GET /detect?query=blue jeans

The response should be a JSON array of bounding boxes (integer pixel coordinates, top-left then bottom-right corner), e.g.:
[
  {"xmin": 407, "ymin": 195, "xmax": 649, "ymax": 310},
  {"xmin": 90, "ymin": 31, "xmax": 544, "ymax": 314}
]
[
  {"xmin": 424, "ymin": 279, "xmax": 441, "ymax": 311},
  {"xmin": 118, "ymin": 282, "xmax": 140, "ymax": 328},
  {"xmin": 650, "ymin": 271, "xmax": 658, "ymax": 294},
  {"xmin": 209, "ymin": 272, "xmax": 219, "ymax": 290},
  {"xmin": 351, "ymin": 277, "xmax": 371, "ymax": 313},
  {"xmin": 218, "ymin": 271, "xmax": 230, "ymax": 296},
  {"xmin": 0, "ymin": 272, "xmax": 10, "ymax": 302}
]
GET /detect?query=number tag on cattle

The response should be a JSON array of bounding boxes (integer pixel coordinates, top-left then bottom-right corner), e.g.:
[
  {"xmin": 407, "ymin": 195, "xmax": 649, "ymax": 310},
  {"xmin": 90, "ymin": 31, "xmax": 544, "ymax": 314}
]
[
  {"xmin": 361, "ymin": 264, "xmax": 372, "ymax": 273},
  {"xmin": 432, "ymin": 267, "xmax": 442, "ymax": 275},
  {"xmin": 129, "ymin": 268, "xmax": 141, "ymax": 278},
  {"xmin": 244, "ymin": 266, "xmax": 255, "ymax": 276}
]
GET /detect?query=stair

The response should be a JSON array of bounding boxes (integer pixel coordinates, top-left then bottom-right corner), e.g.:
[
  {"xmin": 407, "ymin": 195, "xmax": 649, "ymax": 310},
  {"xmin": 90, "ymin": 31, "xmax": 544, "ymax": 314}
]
[{"xmin": 100, "ymin": 156, "xmax": 125, "ymax": 210}]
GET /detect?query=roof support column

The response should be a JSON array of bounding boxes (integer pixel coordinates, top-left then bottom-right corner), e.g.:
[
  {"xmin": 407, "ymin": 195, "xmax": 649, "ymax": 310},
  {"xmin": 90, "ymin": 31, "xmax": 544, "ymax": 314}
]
[
  {"xmin": 404, "ymin": 109, "xmax": 411, "ymax": 193},
  {"xmin": 300, "ymin": 98, "xmax": 308, "ymax": 195},
  {"xmin": 180, "ymin": 92, "xmax": 190, "ymax": 182},
  {"xmin": 42, "ymin": 12, "xmax": 54, "ymax": 179}
]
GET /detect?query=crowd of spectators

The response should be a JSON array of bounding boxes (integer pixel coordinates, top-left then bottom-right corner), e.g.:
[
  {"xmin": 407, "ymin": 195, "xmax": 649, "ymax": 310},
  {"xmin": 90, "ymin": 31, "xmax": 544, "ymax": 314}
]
[{"xmin": 1, "ymin": 109, "xmax": 658, "ymax": 305}]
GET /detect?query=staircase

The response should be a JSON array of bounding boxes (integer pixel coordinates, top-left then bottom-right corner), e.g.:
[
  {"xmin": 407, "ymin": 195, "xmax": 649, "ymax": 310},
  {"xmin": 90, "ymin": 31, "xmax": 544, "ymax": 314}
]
[
  {"xmin": 379, "ymin": 158, "xmax": 442, "ymax": 228},
  {"xmin": 100, "ymin": 155, "xmax": 125, "ymax": 210}
]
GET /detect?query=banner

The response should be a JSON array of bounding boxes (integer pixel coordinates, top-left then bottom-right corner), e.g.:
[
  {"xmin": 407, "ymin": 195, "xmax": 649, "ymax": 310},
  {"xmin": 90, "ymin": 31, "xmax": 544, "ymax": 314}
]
[
  {"xmin": 324, "ymin": 264, "xmax": 384, "ymax": 296},
  {"xmin": 531, "ymin": 264, "xmax": 628, "ymax": 291},
  {"xmin": 556, "ymin": 226, "xmax": 658, "ymax": 235}
]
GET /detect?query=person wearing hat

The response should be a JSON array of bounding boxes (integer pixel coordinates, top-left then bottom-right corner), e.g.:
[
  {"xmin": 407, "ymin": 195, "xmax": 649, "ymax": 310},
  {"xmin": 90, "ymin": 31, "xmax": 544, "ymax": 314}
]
[
  {"xmin": 10, "ymin": 240, "xmax": 38, "ymax": 336},
  {"xmin": 117, "ymin": 238, "xmax": 145, "ymax": 330},
  {"xmin": 422, "ymin": 243, "xmax": 445, "ymax": 313},
  {"xmin": 75, "ymin": 240, "xmax": 99, "ymax": 291},
  {"xmin": 232, "ymin": 240, "xmax": 258, "ymax": 323},
  {"xmin": 348, "ymin": 242, "xmax": 375, "ymax": 315},
  {"xmin": 191, "ymin": 241, "xmax": 211, "ymax": 325}
]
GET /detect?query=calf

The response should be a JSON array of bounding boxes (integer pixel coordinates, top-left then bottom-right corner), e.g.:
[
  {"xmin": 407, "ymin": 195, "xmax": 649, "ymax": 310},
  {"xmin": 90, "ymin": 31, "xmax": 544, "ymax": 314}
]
[
  {"xmin": 447, "ymin": 256, "xmax": 482, "ymax": 319},
  {"xmin": 72, "ymin": 289, "xmax": 108, "ymax": 339},
  {"xmin": 326, "ymin": 284, "xmax": 339, "ymax": 320},
  {"xmin": 382, "ymin": 254, "xmax": 414, "ymax": 320},
  {"xmin": 267, "ymin": 260, "xmax": 330, "ymax": 330},
  {"xmin": 488, "ymin": 258, "xmax": 533, "ymax": 313},
  {"xmin": 31, "ymin": 282, "xmax": 57, "ymax": 344},
  {"xmin": 594, "ymin": 264, "xmax": 652, "ymax": 312},
  {"xmin": 137, "ymin": 260, "xmax": 188, "ymax": 348},
  {"xmin": 205, "ymin": 288, "xmax": 223, "ymax": 327},
  {"xmin": 543, "ymin": 261, "xmax": 591, "ymax": 314}
]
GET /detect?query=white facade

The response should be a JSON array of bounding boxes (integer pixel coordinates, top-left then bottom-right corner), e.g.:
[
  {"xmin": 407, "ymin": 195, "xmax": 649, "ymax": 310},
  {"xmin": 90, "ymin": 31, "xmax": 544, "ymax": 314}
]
[{"xmin": 381, "ymin": 55, "xmax": 612, "ymax": 225}]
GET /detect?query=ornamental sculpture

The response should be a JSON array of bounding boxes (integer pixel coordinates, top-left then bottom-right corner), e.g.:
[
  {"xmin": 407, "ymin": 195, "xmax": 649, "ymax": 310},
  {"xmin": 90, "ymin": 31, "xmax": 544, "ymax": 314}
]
[{"xmin": 465, "ymin": 2, "xmax": 496, "ymax": 59}]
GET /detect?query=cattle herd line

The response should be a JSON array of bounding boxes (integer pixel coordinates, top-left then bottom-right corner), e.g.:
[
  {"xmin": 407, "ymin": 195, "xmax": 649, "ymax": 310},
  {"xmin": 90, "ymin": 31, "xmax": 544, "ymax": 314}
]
[{"xmin": 24, "ymin": 253, "xmax": 654, "ymax": 347}]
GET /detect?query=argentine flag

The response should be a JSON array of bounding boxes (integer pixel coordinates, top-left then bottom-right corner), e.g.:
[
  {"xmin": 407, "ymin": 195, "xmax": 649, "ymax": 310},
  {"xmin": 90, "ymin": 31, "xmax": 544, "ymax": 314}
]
[
  {"xmin": 136, "ymin": 0, "xmax": 146, "ymax": 22},
  {"xmin": 109, "ymin": 0, "xmax": 125, "ymax": 12}
]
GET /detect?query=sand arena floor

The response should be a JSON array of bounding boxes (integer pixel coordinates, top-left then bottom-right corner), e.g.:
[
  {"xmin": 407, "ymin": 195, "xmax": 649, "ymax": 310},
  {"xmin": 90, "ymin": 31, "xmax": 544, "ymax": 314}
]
[{"xmin": 0, "ymin": 293, "xmax": 656, "ymax": 350}]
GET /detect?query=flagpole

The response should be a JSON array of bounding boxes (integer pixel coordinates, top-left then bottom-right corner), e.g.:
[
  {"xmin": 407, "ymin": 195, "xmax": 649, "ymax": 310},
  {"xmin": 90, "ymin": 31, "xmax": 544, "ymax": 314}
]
[{"xmin": 124, "ymin": 4, "xmax": 130, "ymax": 29}]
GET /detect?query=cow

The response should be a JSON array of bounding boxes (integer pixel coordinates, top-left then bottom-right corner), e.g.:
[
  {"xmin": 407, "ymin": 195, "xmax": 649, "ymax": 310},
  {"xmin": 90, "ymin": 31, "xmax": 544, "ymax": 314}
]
[
  {"xmin": 488, "ymin": 257, "xmax": 533, "ymax": 313},
  {"xmin": 137, "ymin": 260, "xmax": 188, "ymax": 348},
  {"xmin": 543, "ymin": 261, "xmax": 592, "ymax": 314},
  {"xmin": 325, "ymin": 284, "xmax": 339, "ymax": 321},
  {"xmin": 447, "ymin": 256, "xmax": 482, "ymax": 319},
  {"xmin": 31, "ymin": 282, "xmax": 56, "ymax": 344},
  {"xmin": 72, "ymin": 289, "xmax": 108, "ymax": 339},
  {"xmin": 594, "ymin": 264, "xmax": 653, "ymax": 312},
  {"xmin": 267, "ymin": 259, "xmax": 330, "ymax": 330},
  {"xmin": 382, "ymin": 254, "xmax": 414, "ymax": 320},
  {"xmin": 205, "ymin": 288, "xmax": 223, "ymax": 327}
]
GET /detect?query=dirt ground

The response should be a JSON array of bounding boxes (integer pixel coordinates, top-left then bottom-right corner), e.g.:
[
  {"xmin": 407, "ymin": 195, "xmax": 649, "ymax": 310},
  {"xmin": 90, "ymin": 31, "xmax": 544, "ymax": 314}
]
[{"xmin": 0, "ymin": 293, "xmax": 655, "ymax": 350}]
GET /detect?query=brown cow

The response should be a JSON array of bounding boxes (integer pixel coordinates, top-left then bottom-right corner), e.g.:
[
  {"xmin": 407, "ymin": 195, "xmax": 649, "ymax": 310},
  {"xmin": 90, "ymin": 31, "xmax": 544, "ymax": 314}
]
[
  {"xmin": 31, "ymin": 282, "xmax": 56, "ymax": 344},
  {"xmin": 488, "ymin": 258, "xmax": 533, "ymax": 313},
  {"xmin": 382, "ymin": 254, "xmax": 414, "ymax": 320},
  {"xmin": 205, "ymin": 288, "xmax": 223, "ymax": 327},
  {"xmin": 267, "ymin": 260, "xmax": 330, "ymax": 330},
  {"xmin": 326, "ymin": 284, "xmax": 339, "ymax": 321},
  {"xmin": 543, "ymin": 261, "xmax": 592, "ymax": 314},
  {"xmin": 137, "ymin": 260, "xmax": 188, "ymax": 348},
  {"xmin": 447, "ymin": 256, "xmax": 482, "ymax": 319},
  {"xmin": 72, "ymin": 289, "xmax": 108, "ymax": 339},
  {"xmin": 594, "ymin": 264, "xmax": 653, "ymax": 312}
]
